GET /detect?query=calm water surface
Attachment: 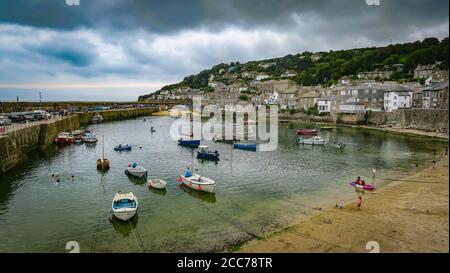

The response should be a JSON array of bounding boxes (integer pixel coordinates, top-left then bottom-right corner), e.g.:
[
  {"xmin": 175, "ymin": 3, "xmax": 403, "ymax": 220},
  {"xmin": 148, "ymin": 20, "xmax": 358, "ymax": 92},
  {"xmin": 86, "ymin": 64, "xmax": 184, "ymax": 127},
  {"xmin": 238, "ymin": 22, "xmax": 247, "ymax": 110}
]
[{"xmin": 0, "ymin": 116, "xmax": 446, "ymax": 252}]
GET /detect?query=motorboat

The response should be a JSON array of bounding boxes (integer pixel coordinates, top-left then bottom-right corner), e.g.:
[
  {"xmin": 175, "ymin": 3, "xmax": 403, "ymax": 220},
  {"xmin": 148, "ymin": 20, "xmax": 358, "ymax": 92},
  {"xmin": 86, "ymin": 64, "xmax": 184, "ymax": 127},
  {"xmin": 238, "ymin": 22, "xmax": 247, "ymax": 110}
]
[
  {"xmin": 114, "ymin": 144, "xmax": 132, "ymax": 151},
  {"xmin": 74, "ymin": 137, "xmax": 83, "ymax": 144},
  {"xmin": 179, "ymin": 173, "xmax": 215, "ymax": 193},
  {"xmin": 71, "ymin": 130, "xmax": 83, "ymax": 136},
  {"xmin": 178, "ymin": 138, "xmax": 200, "ymax": 148},
  {"xmin": 197, "ymin": 145, "xmax": 220, "ymax": 161},
  {"xmin": 54, "ymin": 132, "xmax": 74, "ymax": 145},
  {"xmin": 83, "ymin": 132, "xmax": 98, "ymax": 144},
  {"xmin": 125, "ymin": 163, "xmax": 147, "ymax": 178},
  {"xmin": 233, "ymin": 143, "xmax": 257, "ymax": 151},
  {"xmin": 147, "ymin": 178, "xmax": 167, "ymax": 190},
  {"xmin": 91, "ymin": 114, "xmax": 104, "ymax": 124},
  {"xmin": 297, "ymin": 128, "xmax": 318, "ymax": 136},
  {"xmin": 111, "ymin": 192, "xmax": 138, "ymax": 221},
  {"xmin": 298, "ymin": 136, "xmax": 326, "ymax": 145}
]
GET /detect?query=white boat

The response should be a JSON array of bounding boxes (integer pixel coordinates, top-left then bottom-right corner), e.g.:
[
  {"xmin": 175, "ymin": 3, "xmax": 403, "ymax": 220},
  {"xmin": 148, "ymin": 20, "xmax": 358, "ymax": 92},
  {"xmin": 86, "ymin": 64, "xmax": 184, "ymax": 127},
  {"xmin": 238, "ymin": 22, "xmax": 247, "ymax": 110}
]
[
  {"xmin": 147, "ymin": 178, "xmax": 167, "ymax": 190},
  {"xmin": 125, "ymin": 164, "xmax": 147, "ymax": 178},
  {"xmin": 71, "ymin": 130, "xmax": 83, "ymax": 136},
  {"xmin": 83, "ymin": 132, "xmax": 98, "ymax": 144},
  {"xmin": 91, "ymin": 114, "xmax": 104, "ymax": 124},
  {"xmin": 111, "ymin": 192, "xmax": 138, "ymax": 221},
  {"xmin": 179, "ymin": 173, "xmax": 215, "ymax": 193},
  {"xmin": 298, "ymin": 136, "xmax": 326, "ymax": 145}
]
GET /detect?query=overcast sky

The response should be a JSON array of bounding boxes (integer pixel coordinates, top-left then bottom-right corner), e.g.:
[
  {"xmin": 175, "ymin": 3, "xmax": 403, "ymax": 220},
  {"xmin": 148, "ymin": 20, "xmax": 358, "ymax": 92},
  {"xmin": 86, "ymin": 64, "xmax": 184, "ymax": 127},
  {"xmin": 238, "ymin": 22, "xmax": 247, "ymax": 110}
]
[{"xmin": 0, "ymin": 0, "xmax": 448, "ymax": 101}]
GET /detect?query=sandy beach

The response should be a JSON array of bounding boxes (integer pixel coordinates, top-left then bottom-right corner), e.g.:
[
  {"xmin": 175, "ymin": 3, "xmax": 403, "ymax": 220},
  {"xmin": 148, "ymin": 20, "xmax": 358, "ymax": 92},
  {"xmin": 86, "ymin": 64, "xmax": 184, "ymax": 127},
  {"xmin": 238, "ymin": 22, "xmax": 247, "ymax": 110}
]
[{"xmin": 238, "ymin": 156, "xmax": 449, "ymax": 253}]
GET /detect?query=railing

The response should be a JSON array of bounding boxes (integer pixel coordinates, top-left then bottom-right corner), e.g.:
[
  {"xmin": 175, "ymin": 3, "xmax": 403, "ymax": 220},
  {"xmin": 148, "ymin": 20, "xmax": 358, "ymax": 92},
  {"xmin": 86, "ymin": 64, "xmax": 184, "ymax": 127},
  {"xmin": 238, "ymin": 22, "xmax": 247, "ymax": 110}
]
[{"xmin": 0, "ymin": 114, "xmax": 69, "ymax": 136}]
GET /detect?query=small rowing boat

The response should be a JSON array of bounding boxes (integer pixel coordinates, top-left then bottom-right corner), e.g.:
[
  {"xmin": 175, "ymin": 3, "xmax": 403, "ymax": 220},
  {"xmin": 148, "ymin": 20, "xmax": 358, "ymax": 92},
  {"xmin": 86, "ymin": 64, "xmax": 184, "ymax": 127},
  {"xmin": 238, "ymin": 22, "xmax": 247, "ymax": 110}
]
[
  {"xmin": 298, "ymin": 136, "xmax": 325, "ymax": 145},
  {"xmin": 297, "ymin": 128, "xmax": 318, "ymax": 136},
  {"xmin": 111, "ymin": 192, "xmax": 138, "ymax": 221},
  {"xmin": 147, "ymin": 178, "xmax": 167, "ymax": 190},
  {"xmin": 178, "ymin": 139, "xmax": 200, "ymax": 148},
  {"xmin": 233, "ymin": 143, "xmax": 257, "ymax": 151},
  {"xmin": 114, "ymin": 144, "xmax": 132, "ymax": 151}
]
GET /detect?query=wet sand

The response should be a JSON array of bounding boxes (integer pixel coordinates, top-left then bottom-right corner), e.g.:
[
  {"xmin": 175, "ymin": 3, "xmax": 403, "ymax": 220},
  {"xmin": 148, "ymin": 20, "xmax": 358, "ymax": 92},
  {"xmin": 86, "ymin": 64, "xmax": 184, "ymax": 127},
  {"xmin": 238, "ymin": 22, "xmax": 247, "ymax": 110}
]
[{"xmin": 238, "ymin": 157, "xmax": 449, "ymax": 253}]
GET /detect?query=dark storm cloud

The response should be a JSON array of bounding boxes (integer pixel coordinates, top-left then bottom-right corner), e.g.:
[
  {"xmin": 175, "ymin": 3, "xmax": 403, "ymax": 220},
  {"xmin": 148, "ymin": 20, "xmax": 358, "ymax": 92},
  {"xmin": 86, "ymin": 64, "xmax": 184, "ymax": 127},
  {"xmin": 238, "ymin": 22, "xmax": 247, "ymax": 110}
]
[{"xmin": 0, "ymin": 0, "xmax": 447, "ymax": 34}]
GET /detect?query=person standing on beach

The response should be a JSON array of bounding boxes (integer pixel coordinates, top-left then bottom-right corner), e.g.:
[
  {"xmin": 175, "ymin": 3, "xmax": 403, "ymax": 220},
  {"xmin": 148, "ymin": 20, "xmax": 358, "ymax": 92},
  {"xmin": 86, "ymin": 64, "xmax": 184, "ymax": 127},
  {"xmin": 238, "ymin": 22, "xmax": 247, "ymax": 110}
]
[{"xmin": 432, "ymin": 161, "xmax": 437, "ymax": 170}]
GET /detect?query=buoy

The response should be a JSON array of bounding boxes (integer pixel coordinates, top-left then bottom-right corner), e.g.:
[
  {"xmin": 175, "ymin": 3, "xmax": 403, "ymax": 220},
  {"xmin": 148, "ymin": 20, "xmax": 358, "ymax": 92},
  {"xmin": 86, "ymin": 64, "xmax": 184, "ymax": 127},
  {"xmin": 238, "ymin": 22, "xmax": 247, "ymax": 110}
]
[{"xmin": 178, "ymin": 177, "xmax": 182, "ymax": 182}]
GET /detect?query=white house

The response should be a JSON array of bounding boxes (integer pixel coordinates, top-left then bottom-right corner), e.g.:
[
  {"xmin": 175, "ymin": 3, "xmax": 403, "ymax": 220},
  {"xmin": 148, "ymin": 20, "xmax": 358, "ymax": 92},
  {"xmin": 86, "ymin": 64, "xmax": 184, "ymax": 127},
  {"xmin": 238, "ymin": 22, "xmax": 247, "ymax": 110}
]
[
  {"xmin": 384, "ymin": 86, "xmax": 413, "ymax": 112},
  {"xmin": 255, "ymin": 73, "xmax": 270, "ymax": 81}
]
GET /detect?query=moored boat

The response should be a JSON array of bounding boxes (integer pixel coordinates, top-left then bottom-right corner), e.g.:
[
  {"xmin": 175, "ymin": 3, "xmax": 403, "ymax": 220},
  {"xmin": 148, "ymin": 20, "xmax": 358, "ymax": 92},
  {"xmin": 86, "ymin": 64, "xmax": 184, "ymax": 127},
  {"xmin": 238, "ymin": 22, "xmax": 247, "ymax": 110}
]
[
  {"xmin": 125, "ymin": 163, "xmax": 147, "ymax": 178},
  {"xmin": 111, "ymin": 192, "xmax": 138, "ymax": 221},
  {"xmin": 179, "ymin": 173, "xmax": 215, "ymax": 193},
  {"xmin": 298, "ymin": 136, "xmax": 326, "ymax": 145},
  {"xmin": 91, "ymin": 114, "xmax": 104, "ymax": 124},
  {"xmin": 114, "ymin": 144, "xmax": 132, "ymax": 151},
  {"xmin": 197, "ymin": 145, "xmax": 220, "ymax": 161},
  {"xmin": 297, "ymin": 128, "xmax": 318, "ymax": 136},
  {"xmin": 96, "ymin": 135, "xmax": 110, "ymax": 171},
  {"xmin": 83, "ymin": 132, "xmax": 98, "ymax": 144},
  {"xmin": 233, "ymin": 143, "xmax": 257, "ymax": 151},
  {"xmin": 54, "ymin": 132, "xmax": 75, "ymax": 145},
  {"xmin": 147, "ymin": 178, "xmax": 167, "ymax": 190},
  {"xmin": 320, "ymin": 126, "xmax": 334, "ymax": 131},
  {"xmin": 178, "ymin": 138, "xmax": 200, "ymax": 148}
]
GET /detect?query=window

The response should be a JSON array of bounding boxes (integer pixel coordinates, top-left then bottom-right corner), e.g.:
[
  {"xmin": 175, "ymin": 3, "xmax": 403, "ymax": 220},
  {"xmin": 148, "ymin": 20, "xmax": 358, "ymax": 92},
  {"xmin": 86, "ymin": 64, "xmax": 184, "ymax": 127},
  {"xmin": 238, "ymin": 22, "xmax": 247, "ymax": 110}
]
[
  {"xmin": 394, "ymin": 102, "xmax": 397, "ymax": 106},
  {"xmin": 365, "ymin": 90, "xmax": 369, "ymax": 94}
]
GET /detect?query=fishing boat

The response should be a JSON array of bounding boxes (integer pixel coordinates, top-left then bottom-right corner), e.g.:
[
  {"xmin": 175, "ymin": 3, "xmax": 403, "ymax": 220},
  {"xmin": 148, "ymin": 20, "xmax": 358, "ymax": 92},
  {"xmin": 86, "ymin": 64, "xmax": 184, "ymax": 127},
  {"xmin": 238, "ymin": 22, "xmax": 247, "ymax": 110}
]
[
  {"xmin": 96, "ymin": 135, "xmax": 110, "ymax": 171},
  {"xmin": 111, "ymin": 192, "xmax": 138, "ymax": 221},
  {"xmin": 233, "ymin": 143, "xmax": 257, "ymax": 151},
  {"xmin": 83, "ymin": 132, "xmax": 98, "ymax": 144},
  {"xmin": 298, "ymin": 136, "xmax": 326, "ymax": 145},
  {"xmin": 179, "ymin": 173, "xmax": 215, "ymax": 193},
  {"xmin": 54, "ymin": 132, "xmax": 75, "ymax": 145},
  {"xmin": 147, "ymin": 178, "xmax": 167, "ymax": 190},
  {"xmin": 91, "ymin": 114, "xmax": 104, "ymax": 124},
  {"xmin": 197, "ymin": 145, "xmax": 220, "ymax": 161},
  {"xmin": 297, "ymin": 128, "xmax": 318, "ymax": 136},
  {"xmin": 178, "ymin": 138, "xmax": 200, "ymax": 148},
  {"xmin": 114, "ymin": 144, "xmax": 132, "ymax": 151},
  {"xmin": 125, "ymin": 162, "xmax": 147, "ymax": 178},
  {"xmin": 71, "ymin": 130, "xmax": 83, "ymax": 136}
]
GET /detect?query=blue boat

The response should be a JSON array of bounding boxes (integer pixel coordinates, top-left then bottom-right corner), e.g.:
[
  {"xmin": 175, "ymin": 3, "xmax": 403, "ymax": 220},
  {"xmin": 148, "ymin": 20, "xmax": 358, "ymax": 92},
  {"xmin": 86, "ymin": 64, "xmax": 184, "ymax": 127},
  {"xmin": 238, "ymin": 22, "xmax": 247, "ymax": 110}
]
[
  {"xmin": 178, "ymin": 139, "xmax": 200, "ymax": 148},
  {"xmin": 114, "ymin": 144, "xmax": 132, "ymax": 151},
  {"xmin": 233, "ymin": 143, "xmax": 257, "ymax": 151},
  {"xmin": 197, "ymin": 145, "xmax": 220, "ymax": 161}
]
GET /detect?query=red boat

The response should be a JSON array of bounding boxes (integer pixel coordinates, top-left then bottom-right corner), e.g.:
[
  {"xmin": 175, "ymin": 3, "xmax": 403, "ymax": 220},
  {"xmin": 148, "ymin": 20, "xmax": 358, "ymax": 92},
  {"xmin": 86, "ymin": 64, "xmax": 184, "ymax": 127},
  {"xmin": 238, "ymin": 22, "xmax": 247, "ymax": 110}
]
[
  {"xmin": 54, "ymin": 132, "xmax": 75, "ymax": 145},
  {"xmin": 297, "ymin": 128, "xmax": 318, "ymax": 136}
]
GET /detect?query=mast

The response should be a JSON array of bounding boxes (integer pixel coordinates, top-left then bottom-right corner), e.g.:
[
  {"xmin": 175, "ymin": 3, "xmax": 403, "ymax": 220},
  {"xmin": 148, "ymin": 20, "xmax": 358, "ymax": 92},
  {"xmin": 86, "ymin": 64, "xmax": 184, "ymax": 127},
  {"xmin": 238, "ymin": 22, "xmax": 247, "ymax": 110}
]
[{"xmin": 102, "ymin": 134, "xmax": 105, "ymax": 160}]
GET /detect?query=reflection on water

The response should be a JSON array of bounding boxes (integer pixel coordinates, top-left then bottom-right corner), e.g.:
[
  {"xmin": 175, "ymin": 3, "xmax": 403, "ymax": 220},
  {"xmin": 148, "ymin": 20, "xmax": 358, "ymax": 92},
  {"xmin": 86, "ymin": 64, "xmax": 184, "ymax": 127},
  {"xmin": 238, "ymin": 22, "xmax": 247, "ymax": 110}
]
[
  {"xmin": 149, "ymin": 187, "xmax": 167, "ymax": 196},
  {"xmin": 179, "ymin": 184, "xmax": 217, "ymax": 204},
  {"xmin": 0, "ymin": 116, "xmax": 446, "ymax": 252},
  {"xmin": 110, "ymin": 215, "xmax": 138, "ymax": 237}
]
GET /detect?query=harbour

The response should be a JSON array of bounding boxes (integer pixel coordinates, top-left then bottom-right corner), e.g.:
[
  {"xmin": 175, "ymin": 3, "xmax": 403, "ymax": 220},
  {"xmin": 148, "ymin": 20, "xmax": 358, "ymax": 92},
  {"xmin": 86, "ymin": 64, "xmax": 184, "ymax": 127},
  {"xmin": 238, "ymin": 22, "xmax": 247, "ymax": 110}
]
[{"xmin": 0, "ymin": 115, "xmax": 446, "ymax": 252}]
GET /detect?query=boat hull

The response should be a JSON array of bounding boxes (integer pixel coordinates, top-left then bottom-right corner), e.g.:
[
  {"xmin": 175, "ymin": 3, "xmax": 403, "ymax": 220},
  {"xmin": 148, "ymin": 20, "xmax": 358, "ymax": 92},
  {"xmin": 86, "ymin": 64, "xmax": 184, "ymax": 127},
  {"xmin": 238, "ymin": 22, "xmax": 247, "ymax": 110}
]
[
  {"xmin": 178, "ymin": 139, "xmax": 200, "ymax": 147},
  {"xmin": 197, "ymin": 152, "xmax": 219, "ymax": 161},
  {"xmin": 126, "ymin": 169, "xmax": 147, "ymax": 178},
  {"xmin": 297, "ymin": 129, "xmax": 318, "ymax": 136},
  {"xmin": 147, "ymin": 179, "xmax": 167, "ymax": 190},
  {"xmin": 233, "ymin": 143, "xmax": 257, "ymax": 151},
  {"xmin": 113, "ymin": 210, "xmax": 137, "ymax": 221},
  {"xmin": 180, "ymin": 175, "xmax": 215, "ymax": 193}
]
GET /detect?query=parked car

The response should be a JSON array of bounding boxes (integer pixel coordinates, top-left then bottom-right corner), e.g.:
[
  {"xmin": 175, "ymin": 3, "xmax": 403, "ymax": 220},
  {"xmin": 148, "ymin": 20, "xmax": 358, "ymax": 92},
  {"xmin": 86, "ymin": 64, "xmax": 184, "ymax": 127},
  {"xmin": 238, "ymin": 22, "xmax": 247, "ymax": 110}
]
[
  {"xmin": 24, "ymin": 114, "xmax": 38, "ymax": 122},
  {"xmin": 0, "ymin": 115, "xmax": 12, "ymax": 126},
  {"xmin": 33, "ymin": 110, "xmax": 51, "ymax": 120},
  {"xmin": 10, "ymin": 115, "xmax": 27, "ymax": 123}
]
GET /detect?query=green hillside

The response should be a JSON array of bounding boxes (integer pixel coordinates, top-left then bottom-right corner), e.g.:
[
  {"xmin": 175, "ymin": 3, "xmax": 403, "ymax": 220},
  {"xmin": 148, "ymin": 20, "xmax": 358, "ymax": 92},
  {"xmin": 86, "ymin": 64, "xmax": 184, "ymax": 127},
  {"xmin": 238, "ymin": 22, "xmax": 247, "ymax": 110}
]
[{"xmin": 139, "ymin": 37, "xmax": 449, "ymax": 101}]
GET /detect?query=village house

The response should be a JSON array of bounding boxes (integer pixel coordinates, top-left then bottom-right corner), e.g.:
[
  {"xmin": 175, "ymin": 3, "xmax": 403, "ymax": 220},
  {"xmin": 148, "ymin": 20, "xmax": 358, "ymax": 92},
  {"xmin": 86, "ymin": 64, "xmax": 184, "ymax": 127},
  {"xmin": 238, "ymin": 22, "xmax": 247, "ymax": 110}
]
[
  {"xmin": 339, "ymin": 101, "xmax": 366, "ymax": 114},
  {"xmin": 383, "ymin": 85, "xmax": 413, "ymax": 112},
  {"xmin": 414, "ymin": 64, "xmax": 443, "ymax": 79},
  {"xmin": 317, "ymin": 95, "xmax": 350, "ymax": 114},
  {"xmin": 422, "ymin": 80, "xmax": 449, "ymax": 109},
  {"xmin": 278, "ymin": 86, "xmax": 298, "ymax": 110},
  {"xmin": 338, "ymin": 83, "xmax": 385, "ymax": 111},
  {"xmin": 255, "ymin": 73, "xmax": 270, "ymax": 81},
  {"xmin": 254, "ymin": 79, "xmax": 297, "ymax": 94},
  {"xmin": 298, "ymin": 91, "xmax": 320, "ymax": 110}
]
